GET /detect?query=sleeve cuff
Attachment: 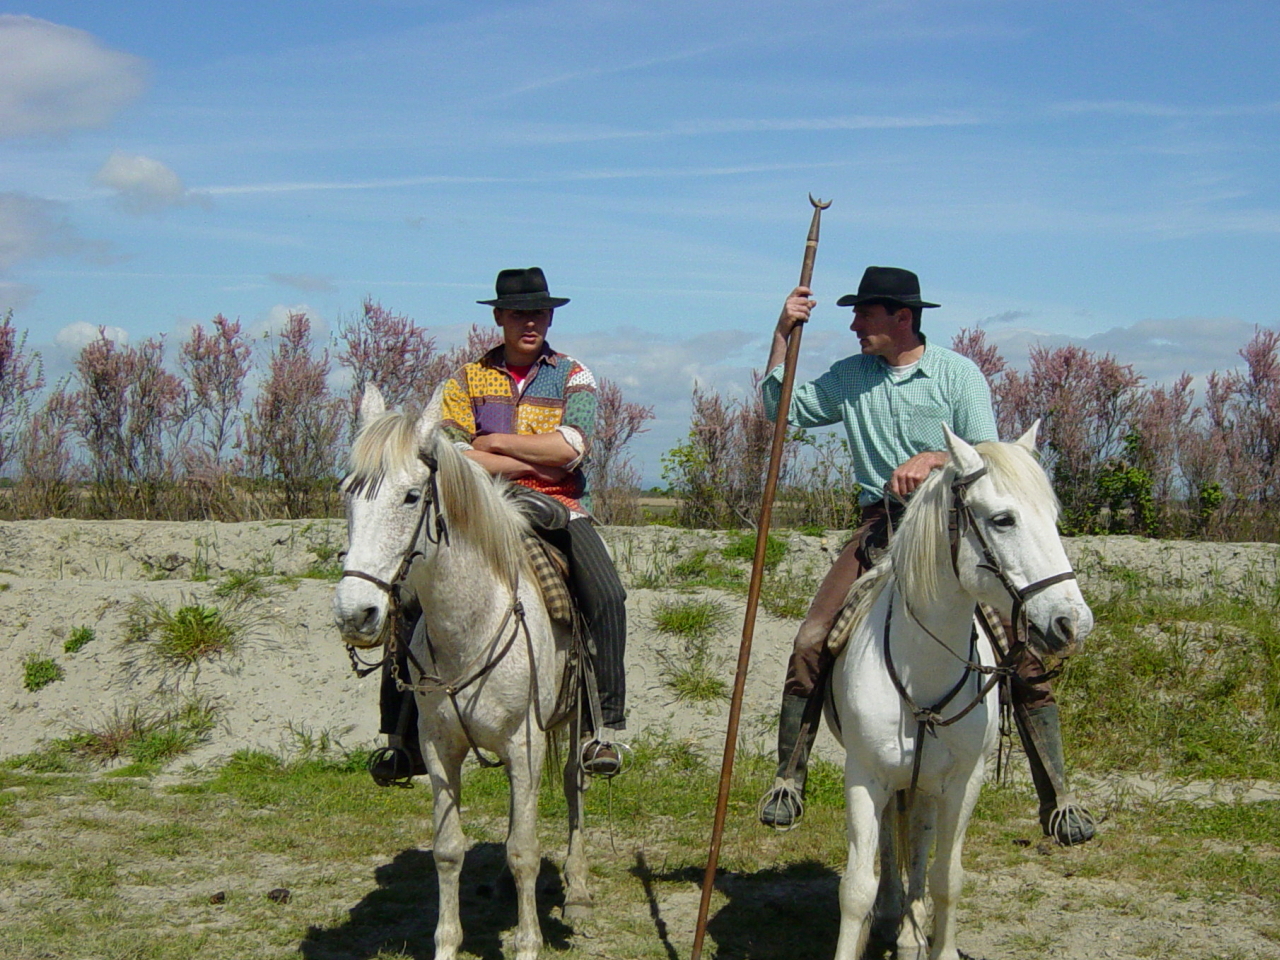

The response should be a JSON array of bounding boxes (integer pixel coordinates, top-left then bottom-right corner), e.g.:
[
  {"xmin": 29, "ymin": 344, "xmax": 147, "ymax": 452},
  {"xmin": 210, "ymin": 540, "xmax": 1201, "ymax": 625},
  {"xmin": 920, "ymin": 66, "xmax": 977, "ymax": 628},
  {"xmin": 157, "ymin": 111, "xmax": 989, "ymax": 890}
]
[{"xmin": 556, "ymin": 425, "xmax": 586, "ymax": 470}]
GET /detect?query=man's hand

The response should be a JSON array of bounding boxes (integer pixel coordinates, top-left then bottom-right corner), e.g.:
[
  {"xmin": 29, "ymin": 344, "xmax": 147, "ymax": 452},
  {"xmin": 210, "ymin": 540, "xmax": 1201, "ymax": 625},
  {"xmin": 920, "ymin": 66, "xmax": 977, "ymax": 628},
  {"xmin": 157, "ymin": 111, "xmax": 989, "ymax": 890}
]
[
  {"xmin": 768, "ymin": 286, "xmax": 815, "ymax": 371},
  {"xmin": 889, "ymin": 451, "xmax": 949, "ymax": 499}
]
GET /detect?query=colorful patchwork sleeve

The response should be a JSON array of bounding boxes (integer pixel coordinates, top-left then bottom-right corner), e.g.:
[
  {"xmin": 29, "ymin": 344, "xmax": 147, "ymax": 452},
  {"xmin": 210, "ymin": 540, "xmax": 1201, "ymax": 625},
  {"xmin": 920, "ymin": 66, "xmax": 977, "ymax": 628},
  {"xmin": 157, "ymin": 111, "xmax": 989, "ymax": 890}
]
[
  {"xmin": 561, "ymin": 359, "xmax": 598, "ymax": 452},
  {"xmin": 439, "ymin": 365, "xmax": 478, "ymax": 445}
]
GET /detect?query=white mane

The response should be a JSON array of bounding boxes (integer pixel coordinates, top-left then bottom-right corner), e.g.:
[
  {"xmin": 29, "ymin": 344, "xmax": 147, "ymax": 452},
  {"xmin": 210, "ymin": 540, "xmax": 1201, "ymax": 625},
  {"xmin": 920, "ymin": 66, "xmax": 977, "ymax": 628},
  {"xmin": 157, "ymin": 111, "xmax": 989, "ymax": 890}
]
[
  {"xmin": 844, "ymin": 439, "xmax": 1059, "ymax": 620},
  {"xmin": 342, "ymin": 405, "xmax": 532, "ymax": 586}
]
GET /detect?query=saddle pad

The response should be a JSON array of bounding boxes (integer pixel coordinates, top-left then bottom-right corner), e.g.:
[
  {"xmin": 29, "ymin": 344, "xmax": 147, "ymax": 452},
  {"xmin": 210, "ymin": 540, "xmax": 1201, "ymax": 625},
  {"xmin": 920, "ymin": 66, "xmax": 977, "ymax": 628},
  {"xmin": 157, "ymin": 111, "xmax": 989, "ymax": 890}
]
[{"xmin": 523, "ymin": 535, "xmax": 573, "ymax": 623}]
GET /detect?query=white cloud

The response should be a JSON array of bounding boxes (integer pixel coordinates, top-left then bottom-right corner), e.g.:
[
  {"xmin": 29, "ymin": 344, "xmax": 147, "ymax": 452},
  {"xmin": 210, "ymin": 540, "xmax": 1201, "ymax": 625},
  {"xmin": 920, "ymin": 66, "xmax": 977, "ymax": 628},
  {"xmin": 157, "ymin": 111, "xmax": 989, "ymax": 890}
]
[
  {"xmin": 0, "ymin": 191, "xmax": 106, "ymax": 272},
  {"xmin": 0, "ymin": 15, "xmax": 146, "ymax": 138},
  {"xmin": 252, "ymin": 303, "xmax": 324, "ymax": 339},
  {"xmin": 55, "ymin": 321, "xmax": 128, "ymax": 350},
  {"xmin": 95, "ymin": 151, "xmax": 206, "ymax": 215}
]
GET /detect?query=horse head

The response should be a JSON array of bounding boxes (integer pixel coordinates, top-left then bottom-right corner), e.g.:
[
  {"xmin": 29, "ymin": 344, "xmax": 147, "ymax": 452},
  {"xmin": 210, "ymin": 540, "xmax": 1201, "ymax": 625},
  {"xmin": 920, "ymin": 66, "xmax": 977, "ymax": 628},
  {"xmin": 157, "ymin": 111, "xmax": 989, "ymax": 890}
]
[
  {"xmin": 332, "ymin": 383, "xmax": 439, "ymax": 649},
  {"xmin": 942, "ymin": 422, "xmax": 1093, "ymax": 662}
]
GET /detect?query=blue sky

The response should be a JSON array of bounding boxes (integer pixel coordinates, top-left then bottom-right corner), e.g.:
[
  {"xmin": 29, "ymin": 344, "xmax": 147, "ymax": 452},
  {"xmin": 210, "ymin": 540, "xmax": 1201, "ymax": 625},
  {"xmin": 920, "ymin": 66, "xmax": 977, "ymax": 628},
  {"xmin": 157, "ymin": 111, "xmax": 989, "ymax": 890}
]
[{"xmin": 3, "ymin": 1, "xmax": 1280, "ymax": 479}]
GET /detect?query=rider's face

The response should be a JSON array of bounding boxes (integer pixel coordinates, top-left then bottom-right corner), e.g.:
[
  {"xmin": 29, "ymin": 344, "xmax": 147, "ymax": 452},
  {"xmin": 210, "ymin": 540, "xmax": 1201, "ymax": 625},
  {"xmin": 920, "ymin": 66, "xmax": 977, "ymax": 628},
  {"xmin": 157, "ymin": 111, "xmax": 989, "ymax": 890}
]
[
  {"xmin": 495, "ymin": 308, "xmax": 553, "ymax": 362},
  {"xmin": 850, "ymin": 303, "xmax": 909, "ymax": 358}
]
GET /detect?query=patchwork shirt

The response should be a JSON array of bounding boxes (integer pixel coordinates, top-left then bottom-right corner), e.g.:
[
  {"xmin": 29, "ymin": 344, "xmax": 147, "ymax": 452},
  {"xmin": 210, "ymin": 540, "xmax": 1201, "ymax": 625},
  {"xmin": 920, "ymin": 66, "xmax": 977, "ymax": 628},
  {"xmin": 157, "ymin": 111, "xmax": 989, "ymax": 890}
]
[
  {"xmin": 440, "ymin": 343, "xmax": 598, "ymax": 513},
  {"xmin": 762, "ymin": 342, "xmax": 998, "ymax": 506}
]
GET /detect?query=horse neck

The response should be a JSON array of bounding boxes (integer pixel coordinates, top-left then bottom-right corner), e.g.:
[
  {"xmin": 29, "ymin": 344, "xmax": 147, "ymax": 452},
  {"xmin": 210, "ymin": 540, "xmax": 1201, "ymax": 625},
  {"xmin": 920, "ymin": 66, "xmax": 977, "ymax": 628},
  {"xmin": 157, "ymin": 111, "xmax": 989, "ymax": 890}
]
[{"xmin": 892, "ymin": 557, "xmax": 976, "ymax": 662}]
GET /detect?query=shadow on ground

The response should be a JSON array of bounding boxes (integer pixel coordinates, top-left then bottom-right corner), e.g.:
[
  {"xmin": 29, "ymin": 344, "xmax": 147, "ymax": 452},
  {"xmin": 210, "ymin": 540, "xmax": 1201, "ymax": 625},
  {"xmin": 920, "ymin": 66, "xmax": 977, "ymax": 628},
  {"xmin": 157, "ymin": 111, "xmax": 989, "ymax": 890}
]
[
  {"xmin": 299, "ymin": 843, "xmax": 572, "ymax": 960},
  {"xmin": 639, "ymin": 855, "xmax": 989, "ymax": 960}
]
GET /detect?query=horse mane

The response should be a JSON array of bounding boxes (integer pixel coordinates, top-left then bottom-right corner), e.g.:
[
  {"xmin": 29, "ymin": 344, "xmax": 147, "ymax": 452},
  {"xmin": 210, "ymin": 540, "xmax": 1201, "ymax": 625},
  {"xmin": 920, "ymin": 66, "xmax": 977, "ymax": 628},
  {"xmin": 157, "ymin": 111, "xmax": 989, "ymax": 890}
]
[
  {"xmin": 889, "ymin": 439, "xmax": 1059, "ymax": 604},
  {"xmin": 342, "ymin": 399, "xmax": 531, "ymax": 586}
]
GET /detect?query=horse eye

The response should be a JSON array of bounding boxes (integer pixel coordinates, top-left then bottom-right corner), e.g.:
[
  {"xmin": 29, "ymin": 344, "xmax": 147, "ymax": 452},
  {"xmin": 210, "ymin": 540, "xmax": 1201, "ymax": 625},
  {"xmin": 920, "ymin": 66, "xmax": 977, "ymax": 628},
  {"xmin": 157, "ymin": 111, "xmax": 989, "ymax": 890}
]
[
  {"xmin": 990, "ymin": 512, "xmax": 1016, "ymax": 528},
  {"xmin": 404, "ymin": 490, "xmax": 421, "ymax": 506}
]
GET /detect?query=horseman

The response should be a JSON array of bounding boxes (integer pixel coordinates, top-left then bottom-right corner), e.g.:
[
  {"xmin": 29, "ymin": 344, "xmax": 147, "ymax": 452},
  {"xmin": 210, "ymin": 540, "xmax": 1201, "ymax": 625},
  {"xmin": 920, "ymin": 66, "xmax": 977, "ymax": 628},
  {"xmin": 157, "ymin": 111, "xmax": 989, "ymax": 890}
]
[
  {"xmin": 756, "ymin": 265, "xmax": 1095, "ymax": 846},
  {"xmin": 369, "ymin": 266, "xmax": 627, "ymax": 785}
]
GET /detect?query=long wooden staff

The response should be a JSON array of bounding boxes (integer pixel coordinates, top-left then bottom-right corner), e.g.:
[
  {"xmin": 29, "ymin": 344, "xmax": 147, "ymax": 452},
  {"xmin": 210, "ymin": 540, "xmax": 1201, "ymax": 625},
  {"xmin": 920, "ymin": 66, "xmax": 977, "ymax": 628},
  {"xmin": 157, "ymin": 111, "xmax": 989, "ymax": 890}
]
[{"xmin": 689, "ymin": 194, "xmax": 831, "ymax": 960}]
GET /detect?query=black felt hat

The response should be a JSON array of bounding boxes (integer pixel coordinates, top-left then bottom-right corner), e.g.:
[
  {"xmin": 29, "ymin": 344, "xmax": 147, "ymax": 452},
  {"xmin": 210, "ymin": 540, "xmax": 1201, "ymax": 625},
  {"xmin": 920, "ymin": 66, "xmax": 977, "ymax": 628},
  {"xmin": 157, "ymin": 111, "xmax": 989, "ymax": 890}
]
[
  {"xmin": 477, "ymin": 267, "xmax": 570, "ymax": 309},
  {"xmin": 835, "ymin": 266, "xmax": 940, "ymax": 309}
]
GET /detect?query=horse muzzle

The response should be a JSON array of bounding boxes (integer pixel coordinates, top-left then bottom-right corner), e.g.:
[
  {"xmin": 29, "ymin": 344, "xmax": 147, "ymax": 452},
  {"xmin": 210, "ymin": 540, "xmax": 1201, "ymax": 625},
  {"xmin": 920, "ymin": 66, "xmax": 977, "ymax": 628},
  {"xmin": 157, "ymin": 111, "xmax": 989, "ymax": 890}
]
[{"xmin": 1028, "ymin": 609, "xmax": 1088, "ymax": 660}]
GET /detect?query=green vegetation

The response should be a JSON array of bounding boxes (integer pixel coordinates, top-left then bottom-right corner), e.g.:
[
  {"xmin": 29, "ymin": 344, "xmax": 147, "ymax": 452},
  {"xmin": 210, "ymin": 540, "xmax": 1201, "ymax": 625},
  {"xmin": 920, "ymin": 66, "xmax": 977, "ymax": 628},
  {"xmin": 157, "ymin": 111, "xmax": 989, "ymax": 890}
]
[
  {"xmin": 213, "ymin": 569, "xmax": 273, "ymax": 600},
  {"xmin": 651, "ymin": 598, "xmax": 732, "ymax": 702},
  {"xmin": 21, "ymin": 654, "xmax": 63, "ymax": 692},
  {"xmin": 1062, "ymin": 565, "xmax": 1280, "ymax": 781},
  {"xmin": 121, "ymin": 594, "xmax": 274, "ymax": 684},
  {"xmin": 5, "ymin": 695, "xmax": 220, "ymax": 775},
  {"xmin": 64, "ymin": 625, "xmax": 96, "ymax": 654},
  {"xmin": 720, "ymin": 531, "xmax": 787, "ymax": 569},
  {"xmin": 652, "ymin": 596, "xmax": 730, "ymax": 640}
]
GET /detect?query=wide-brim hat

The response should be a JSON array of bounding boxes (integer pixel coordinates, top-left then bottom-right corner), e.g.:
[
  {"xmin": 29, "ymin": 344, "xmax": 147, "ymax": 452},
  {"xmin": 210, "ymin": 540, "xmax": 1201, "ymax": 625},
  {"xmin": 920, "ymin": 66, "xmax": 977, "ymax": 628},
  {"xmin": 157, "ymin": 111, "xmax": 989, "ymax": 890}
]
[
  {"xmin": 477, "ymin": 267, "xmax": 570, "ymax": 309},
  {"xmin": 835, "ymin": 266, "xmax": 940, "ymax": 309}
]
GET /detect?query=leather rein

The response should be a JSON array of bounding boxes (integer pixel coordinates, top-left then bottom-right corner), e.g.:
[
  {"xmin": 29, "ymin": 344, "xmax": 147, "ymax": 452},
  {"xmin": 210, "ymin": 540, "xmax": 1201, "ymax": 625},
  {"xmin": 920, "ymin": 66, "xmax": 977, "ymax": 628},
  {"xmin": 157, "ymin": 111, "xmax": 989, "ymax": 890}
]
[
  {"xmin": 885, "ymin": 463, "xmax": 1078, "ymax": 800},
  {"xmin": 339, "ymin": 451, "xmax": 528, "ymax": 769}
]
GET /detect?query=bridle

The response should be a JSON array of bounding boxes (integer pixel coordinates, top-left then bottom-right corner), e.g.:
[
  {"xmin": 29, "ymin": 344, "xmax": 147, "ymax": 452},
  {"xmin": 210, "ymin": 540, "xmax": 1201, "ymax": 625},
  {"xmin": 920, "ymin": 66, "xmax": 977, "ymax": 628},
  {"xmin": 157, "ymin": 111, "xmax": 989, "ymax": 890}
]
[
  {"xmin": 340, "ymin": 451, "xmax": 449, "ymax": 673},
  {"xmin": 337, "ymin": 449, "xmax": 528, "ymax": 768},
  {"xmin": 886, "ymin": 460, "xmax": 1078, "ymax": 800}
]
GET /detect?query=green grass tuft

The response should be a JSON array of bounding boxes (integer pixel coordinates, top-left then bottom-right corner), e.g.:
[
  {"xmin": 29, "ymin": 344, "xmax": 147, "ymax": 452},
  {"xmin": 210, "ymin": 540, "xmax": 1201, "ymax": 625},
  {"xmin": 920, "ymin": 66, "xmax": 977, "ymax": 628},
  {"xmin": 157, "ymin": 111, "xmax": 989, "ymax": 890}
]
[
  {"xmin": 652, "ymin": 596, "xmax": 730, "ymax": 639},
  {"xmin": 63, "ymin": 625, "xmax": 96, "ymax": 654},
  {"xmin": 22, "ymin": 654, "xmax": 64, "ymax": 692},
  {"xmin": 721, "ymin": 531, "xmax": 787, "ymax": 568}
]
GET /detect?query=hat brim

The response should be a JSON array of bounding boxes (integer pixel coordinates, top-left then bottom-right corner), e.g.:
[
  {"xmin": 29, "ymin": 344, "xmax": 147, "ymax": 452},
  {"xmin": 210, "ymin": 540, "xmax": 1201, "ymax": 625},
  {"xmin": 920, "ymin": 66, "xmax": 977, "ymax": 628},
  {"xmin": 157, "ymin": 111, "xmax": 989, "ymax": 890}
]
[
  {"xmin": 477, "ymin": 295, "xmax": 570, "ymax": 309},
  {"xmin": 835, "ymin": 293, "xmax": 940, "ymax": 309}
]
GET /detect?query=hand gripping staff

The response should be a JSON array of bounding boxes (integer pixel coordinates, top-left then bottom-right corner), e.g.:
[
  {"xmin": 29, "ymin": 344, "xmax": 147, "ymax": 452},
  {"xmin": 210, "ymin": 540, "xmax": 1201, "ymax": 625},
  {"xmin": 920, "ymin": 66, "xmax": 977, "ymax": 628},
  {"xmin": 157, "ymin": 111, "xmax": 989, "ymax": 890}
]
[{"xmin": 689, "ymin": 194, "xmax": 831, "ymax": 960}]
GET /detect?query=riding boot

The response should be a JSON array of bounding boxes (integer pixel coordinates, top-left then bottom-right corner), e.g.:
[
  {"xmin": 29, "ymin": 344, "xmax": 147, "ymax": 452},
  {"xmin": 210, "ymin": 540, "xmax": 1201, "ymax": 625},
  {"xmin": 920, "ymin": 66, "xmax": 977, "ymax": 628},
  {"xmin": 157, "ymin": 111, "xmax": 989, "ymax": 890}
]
[
  {"xmin": 368, "ymin": 612, "xmax": 427, "ymax": 787},
  {"xmin": 758, "ymin": 694, "xmax": 819, "ymax": 829},
  {"xmin": 1017, "ymin": 703, "xmax": 1095, "ymax": 845}
]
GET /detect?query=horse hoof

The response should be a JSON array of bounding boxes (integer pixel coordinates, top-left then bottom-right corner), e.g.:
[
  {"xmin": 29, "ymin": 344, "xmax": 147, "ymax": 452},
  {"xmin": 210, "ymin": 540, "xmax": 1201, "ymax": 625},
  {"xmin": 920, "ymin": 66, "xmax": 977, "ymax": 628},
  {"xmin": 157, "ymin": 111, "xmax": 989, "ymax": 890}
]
[{"xmin": 563, "ymin": 899, "xmax": 594, "ymax": 922}]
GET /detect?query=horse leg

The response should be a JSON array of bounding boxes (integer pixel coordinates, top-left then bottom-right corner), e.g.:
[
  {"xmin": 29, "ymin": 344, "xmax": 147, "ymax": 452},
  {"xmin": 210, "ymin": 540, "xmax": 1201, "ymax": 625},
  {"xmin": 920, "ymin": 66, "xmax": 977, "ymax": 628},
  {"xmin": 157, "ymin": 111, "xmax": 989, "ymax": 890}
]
[
  {"xmin": 504, "ymin": 722, "xmax": 546, "ymax": 960},
  {"xmin": 833, "ymin": 781, "xmax": 883, "ymax": 960},
  {"xmin": 925, "ymin": 773, "xmax": 983, "ymax": 960},
  {"xmin": 871, "ymin": 797, "xmax": 903, "ymax": 945},
  {"xmin": 562, "ymin": 716, "xmax": 592, "ymax": 920},
  {"xmin": 422, "ymin": 731, "xmax": 468, "ymax": 960},
  {"xmin": 897, "ymin": 794, "xmax": 936, "ymax": 960}
]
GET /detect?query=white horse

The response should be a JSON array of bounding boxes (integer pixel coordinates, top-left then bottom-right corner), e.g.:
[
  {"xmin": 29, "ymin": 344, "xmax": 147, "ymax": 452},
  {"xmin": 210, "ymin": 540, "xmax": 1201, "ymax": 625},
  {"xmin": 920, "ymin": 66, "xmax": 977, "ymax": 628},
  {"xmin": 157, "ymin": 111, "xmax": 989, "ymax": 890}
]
[
  {"xmin": 829, "ymin": 424, "xmax": 1092, "ymax": 960},
  {"xmin": 332, "ymin": 384, "xmax": 590, "ymax": 960}
]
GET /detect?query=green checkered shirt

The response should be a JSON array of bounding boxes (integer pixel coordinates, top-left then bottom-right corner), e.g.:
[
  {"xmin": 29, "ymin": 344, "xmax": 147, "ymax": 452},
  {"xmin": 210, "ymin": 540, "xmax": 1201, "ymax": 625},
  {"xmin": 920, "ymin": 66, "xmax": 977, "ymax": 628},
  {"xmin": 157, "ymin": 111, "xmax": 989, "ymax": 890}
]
[{"xmin": 763, "ymin": 342, "xmax": 997, "ymax": 506}]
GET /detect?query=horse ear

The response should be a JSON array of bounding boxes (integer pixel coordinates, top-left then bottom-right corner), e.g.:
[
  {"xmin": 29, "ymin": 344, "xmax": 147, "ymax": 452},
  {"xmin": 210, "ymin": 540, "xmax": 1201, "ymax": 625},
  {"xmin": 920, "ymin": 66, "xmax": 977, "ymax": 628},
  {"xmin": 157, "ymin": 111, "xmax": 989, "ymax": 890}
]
[
  {"xmin": 414, "ymin": 404, "xmax": 436, "ymax": 455},
  {"xmin": 1014, "ymin": 419, "xmax": 1040, "ymax": 452},
  {"xmin": 359, "ymin": 383, "xmax": 386, "ymax": 426},
  {"xmin": 943, "ymin": 423, "xmax": 984, "ymax": 478}
]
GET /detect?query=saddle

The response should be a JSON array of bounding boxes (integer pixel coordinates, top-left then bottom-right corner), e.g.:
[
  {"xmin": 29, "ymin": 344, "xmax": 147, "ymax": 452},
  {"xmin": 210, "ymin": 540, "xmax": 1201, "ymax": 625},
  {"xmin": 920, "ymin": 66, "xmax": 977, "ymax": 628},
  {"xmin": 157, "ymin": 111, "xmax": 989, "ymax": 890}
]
[{"xmin": 509, "ymin": 486, "xmax": 575, "ymax": 624}]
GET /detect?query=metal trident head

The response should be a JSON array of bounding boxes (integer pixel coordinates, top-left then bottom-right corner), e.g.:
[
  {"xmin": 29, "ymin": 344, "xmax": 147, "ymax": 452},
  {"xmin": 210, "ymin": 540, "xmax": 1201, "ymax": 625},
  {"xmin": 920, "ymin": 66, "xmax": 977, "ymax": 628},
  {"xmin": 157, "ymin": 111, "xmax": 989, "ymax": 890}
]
[{"xmin": 809, "ymin": 193, "xmax": 833, "ymax": 210}]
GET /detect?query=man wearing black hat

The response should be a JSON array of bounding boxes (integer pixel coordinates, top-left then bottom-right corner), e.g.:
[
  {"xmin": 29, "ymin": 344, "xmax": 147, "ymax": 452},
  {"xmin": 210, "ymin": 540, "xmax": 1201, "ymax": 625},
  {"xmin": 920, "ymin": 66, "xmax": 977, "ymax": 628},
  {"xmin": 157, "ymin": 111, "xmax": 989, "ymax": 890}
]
[
  {"xmin": 370, "ymin": 267, "xmax": 628, "ymax": 784},
  {"xmin": 755, "ymin": 266, "xmax": 1094, "ymax": 847}
]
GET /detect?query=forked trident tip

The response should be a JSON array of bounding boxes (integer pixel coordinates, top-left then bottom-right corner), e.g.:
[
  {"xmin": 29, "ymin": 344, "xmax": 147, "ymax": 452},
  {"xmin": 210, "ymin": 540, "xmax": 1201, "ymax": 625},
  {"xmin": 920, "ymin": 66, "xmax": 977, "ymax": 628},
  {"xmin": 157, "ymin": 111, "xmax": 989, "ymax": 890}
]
[{"xmin": 808, "ymin": 193, "xmax": 832, "ymax": 209}]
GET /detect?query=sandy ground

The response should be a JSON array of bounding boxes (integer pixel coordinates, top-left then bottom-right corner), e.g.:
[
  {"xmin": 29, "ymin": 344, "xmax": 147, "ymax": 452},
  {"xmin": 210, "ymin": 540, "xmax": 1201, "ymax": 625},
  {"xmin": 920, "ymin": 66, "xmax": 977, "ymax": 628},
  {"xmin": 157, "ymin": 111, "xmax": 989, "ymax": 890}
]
[
  {"xmin": 2, "ymin": 520, "xmax": 1279, "ymax": 959},
  {"xmin": 2, "ymin": 519, "xmax": 1279, "ymax": 767}
]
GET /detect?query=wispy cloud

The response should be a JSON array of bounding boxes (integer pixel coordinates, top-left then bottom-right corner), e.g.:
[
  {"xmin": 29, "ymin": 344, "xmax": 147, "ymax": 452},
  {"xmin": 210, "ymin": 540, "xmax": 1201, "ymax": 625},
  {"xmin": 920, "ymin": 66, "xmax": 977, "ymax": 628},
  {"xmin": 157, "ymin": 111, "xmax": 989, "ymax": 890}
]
[
  {"xmin": 0, "ymin": 191, "xmax": 111, "ymax": 272},
  {"xmin": 269, "ymin": 272, "xmax": 338, "ymax": 294},
  {"xmin": 0, "ymin": 15, "xmax": 146, "ymax": 138},
  {"xmin": 94, "ymin": 151, "xmax": 209, "ymax": 215},
  {"xmin": 1054, "ymin": 99, "xmax": 1280, "ymax": 120},
  {"xmin": 202, "ymin": 160, "xmax": 845, "ymax": 196}
]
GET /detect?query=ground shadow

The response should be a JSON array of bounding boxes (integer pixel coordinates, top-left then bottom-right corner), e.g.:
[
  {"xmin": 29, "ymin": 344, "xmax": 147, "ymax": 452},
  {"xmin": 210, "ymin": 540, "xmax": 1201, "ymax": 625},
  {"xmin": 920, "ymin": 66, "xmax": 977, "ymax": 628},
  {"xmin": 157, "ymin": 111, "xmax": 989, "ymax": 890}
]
[
  {"xmin": 642, "ymin": 859, "xmax": 989, "ymax": 960},
  {"xmin": 299, "ymin": 842, "xmax": 573, "ymax": 960}
]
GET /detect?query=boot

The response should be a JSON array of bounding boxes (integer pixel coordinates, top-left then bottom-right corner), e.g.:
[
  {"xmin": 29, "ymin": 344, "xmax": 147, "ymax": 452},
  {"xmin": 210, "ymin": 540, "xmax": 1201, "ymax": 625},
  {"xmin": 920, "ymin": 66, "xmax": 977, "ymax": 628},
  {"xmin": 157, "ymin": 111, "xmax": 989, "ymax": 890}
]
[
  {"xmin": 369, "ymin": 645, "xmax": 426, "ymax": 787},
  {"xmin": 1018, "ymin": 703, "xmax": 1095, "ymax": 845},
  {"xmin": 758, "ymin": 695, "xmax": 818, "ymax": 829}
]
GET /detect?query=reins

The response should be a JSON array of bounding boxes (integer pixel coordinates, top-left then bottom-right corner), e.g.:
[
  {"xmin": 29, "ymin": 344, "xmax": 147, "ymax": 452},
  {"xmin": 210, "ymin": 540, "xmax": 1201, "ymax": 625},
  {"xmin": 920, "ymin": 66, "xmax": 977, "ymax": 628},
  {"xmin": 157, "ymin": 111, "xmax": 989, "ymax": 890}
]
[{"xmin": 887, "ymin": 460, "xmax": 1078, "ymax": 802}]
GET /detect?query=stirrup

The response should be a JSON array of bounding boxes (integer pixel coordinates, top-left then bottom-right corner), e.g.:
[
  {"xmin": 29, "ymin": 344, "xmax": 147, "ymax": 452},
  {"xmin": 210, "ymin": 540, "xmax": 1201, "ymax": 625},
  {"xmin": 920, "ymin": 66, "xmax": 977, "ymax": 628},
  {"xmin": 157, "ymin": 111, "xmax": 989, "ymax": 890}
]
[
  {"xmin": 579, "ymin": 736, "xmax": 629, "ymax": 778},
  {"xmin": 1046, "ymin": 799, "xmax": 1096, "ymax": 846},
  {"xmin": 758, "ymin": 777, "xmax": 805, "ymax": 831},
  {"xmin": 367, "ymin": 745, "xmax": 422, "ymax": 788}
]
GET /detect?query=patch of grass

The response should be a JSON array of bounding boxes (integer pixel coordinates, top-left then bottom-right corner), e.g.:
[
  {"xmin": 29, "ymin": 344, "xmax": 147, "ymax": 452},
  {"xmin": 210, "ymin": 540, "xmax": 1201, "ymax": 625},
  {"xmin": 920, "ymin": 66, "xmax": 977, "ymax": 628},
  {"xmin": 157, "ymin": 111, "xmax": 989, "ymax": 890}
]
[
  {"xmin": 652, "ymin": 596, "xmax": 730, "ymax": 639},
  {"xmin": 122, "ymin": 594, "xmax": 274, "ymax": 685},
  {"xmin": 212, "ymin": 569, "xmax": 273, "ymax": 599},
  {"xmin": 1062, "ymin": 583, "xmax": 1280, "ymax": 781},
  {"xmin": 63, "ymin": 859, "xmax": 120, "ymax": 900},
  {"xmin": 721, "ymin": 531, "xmax": 787, "ymax": 569},
  {"xmin": 22, "ymin": 653, "xmax": 64, "ymax": 692},
  {"xmin": 760, "ymin": 569, "xmax": 817, "ymax": 620},
  {"xmin": 53, "ymin": 695, "xmax": 220, "ymax": 769},
  {"xmin": 64, "ymin": 625, "xmax": 96, "ymax": 654}
]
